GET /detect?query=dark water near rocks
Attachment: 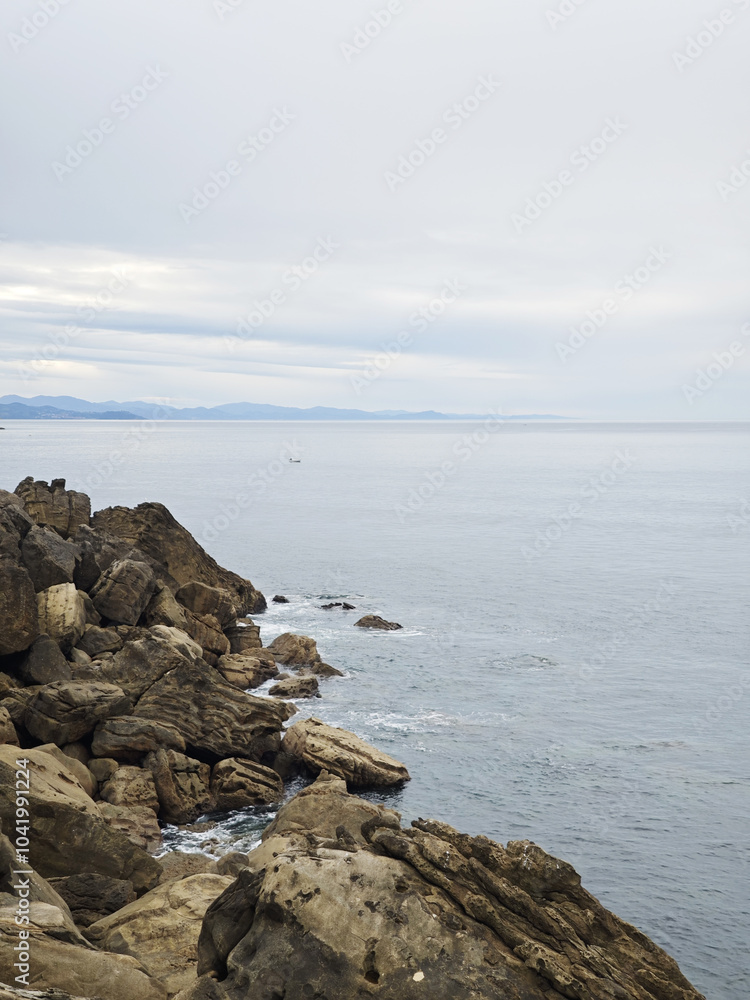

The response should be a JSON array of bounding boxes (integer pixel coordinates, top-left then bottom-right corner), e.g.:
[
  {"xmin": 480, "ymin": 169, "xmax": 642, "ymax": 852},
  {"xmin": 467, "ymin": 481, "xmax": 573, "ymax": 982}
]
[{"xmin": 2, "ymin": 420, "xmax": 748, "ymax": 1000}]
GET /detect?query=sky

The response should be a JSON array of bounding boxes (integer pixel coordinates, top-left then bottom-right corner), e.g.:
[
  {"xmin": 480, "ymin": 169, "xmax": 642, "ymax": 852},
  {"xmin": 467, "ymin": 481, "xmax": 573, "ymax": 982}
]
[{"xmin": 1, "ymin": 0, "xmax": 749, "ymax": 418}]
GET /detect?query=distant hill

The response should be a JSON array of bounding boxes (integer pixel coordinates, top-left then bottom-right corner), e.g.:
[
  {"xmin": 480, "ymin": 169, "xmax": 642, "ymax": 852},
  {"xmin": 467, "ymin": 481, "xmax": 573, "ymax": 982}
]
[
  {"xmin": 0, "ymin": 402, "xmax": 141, "ymax": 420},
  {"xmin": 0, "ymin": 395, "xmax": 564, "ymax": 422}
]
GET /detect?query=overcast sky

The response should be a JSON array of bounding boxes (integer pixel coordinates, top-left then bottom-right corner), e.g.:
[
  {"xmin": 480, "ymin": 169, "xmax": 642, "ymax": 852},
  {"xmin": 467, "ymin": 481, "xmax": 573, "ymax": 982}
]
[{"xmin": 1, "ymin": 0, "xmax": 748, "ymax": 418}]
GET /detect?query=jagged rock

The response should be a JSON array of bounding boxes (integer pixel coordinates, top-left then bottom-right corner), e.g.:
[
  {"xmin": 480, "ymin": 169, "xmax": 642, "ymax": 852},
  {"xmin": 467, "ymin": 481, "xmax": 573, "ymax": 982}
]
[
  {"xmin": 214, "ymin": 652, "xmax": 278, "ymax": 690},
  {"xmin": 183, "ymin": 611, "xmax": 229, "ymax": 665},
  {"xmin": 184, "ymin": 780, "xmax": 706, "ymax": 1000},
  {"xmin": 158, "ymin": 853, "xmax": 219, "ymax": 884},
  {"xmin": 0, "ymin": 490, "xmax": 34, "ymax": 560},
  {"xmin": 85, "ymin": 874, "xmax": 233, "ymax": 997},
  {"xmin": 98, "ymin": 801, "xmax": 163, "ymax": 853},
  {"xmin": 17, "ymin": 634, "xmax": 72, "ymax": 686},
  {"xmin": 20, "ymin": 526, "xmax": 80, "ymax": 592},
  {"xmin": 0, "ymin": 746, "xmax": 161, "ymax": 894},
  {"xmin": 145, "ymin": 748, "xmax": 214, "ymax": 825},
  {"xmin": 135, "ymin": 660, "xmax": 296, "ymax": 760},
  {"xmin": 91, "ymin": 502, "xmax": 266, "ymax": 615},
  {"xmin": 0, "ymin": 706, "xmax": 18, "ymax": 746},
  {"xmin": 223, "ymin": 623, "xmax": 261, "ymax": 655},
  {"xmin": 50, "ymin": 873, "xmax": 136, "ymax": 928},
  {"xmin": 100, "ymin": 765, "xmax": 160, "ymax": 813},
  {"xmin": 0, "ymin": 562, "xmax": 39, "ymax": 655},
  {"xmin": 14, "ymin": 477, "xmax": 91, "ymax": 540},
  {"xmin": 36, "ymin": 584, "xmax": 86, "ymax": 653},
  {"xmin": 354, "ymin": 614, "xmax": 403, "ymax": 630},
  {"xmin": 89, "ymin": 559, "xmax": 157, "ymax": 625},
  {"xmin": 72, "ymin": 522, "xmax": 141, "ymax": 592},
  {"xmin": 210, "ymin": 758, "xmax": 283, "ymax": 811},
  {"xmin": 24, "ymin": 681, "xmax": 132, "ymax": 745},
  {"xmin": 0, "ymin": 686, "xmax": 39, "ymax": 728},
  {"xmin": 271, "ymin": 595, "xmax": 289, "ymax": 603},
  {"xmin": 176, "ymin": 582, "xmax": 236, "ymax": 627},
  {"xmin": 76, "ymin": 625, "xmax": 123, "ymax": 658},
  {"xmin": 143, "ymin": 586, "xmax": 189, "ymax": 630},
  {"xmin": 33, "ymin": 743, "xmax": 96, "ymax": 798},
  {"xmin": 269, "ymin": 674, "xmax": 320, "ymax": 699},
  {"xmin": 92, "ymin": 716, "xmax": 186, "ymax": 761},
  {"xmin": 94, "ymin": 632, "xmax": 197, "ymax": 701},
  {"xmin": 282, "ymin": 717, "xmax": 410, "ymax": 788}
]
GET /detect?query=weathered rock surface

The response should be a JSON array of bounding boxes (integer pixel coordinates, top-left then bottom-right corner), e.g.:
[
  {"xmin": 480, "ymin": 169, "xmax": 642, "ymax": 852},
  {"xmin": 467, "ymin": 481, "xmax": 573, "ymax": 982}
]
[
  {"xmin": 282, "ymin": 717, "xmax": 410, "ymax": 788},
  {"xmin": 145, "ymin": 749, "xmax": 214, "ymax": 825},
  {"xmin": 20, "ymin": 526, "xmax": 80, "ymax": 592},
  {"xmin": 89, "ymin": 558, "xmax": 157, "ymax": 625},
  {"xmin": 98, "ymin": 802, "xmax": 163, "ymax": 853},
  {"xmin": 35, "ymin": 585, "xmax": 86, "ymax": 653},
  {"xmin": 95, "ymin": 632, "xmax": 196, "ymax": 701},
  {"xmin": 269, "ymin": 674, "xmax": 320, "ymax": 699},
  {"xmin": 210, "ymin": 758, "xmax": 283, "ymax": 811},
  {"xmin": 16, "ymin": 634, "xmax": 72, "ymax": 686},
  {"xmin": 158, "ymin": 853, "xmax": 219, "ymax": 884},
  {"xmin": 214, "ymin": 652, "xmax": 278, "ymax": 690},
  {"xmin": 143, "ymin": 585, "xmax": 189, "ymax": 631},
  {"xmin": 0, "ymin": 490, "xmax": 33, "ymax": 560},
  {"xmin": 76, "ymin": 624, "xmax": 123, "ymax": 657},
  {"xmin": 100, "ymin": 765, "xmax": 160, "ymax": 813},
  {"xmin": 183, "ymin": 611, "xmax": 229, "ymax": 665},
  {"xmin": 92, "ymin": 716, "xmax": 186, "ymax": 761},
  {"xmin": 14, "ymin": 477, "xmax": 90, "ymax": 540},
  {"xmin": 181, "ymin": 776, "xmax": 706, "ymax": 1000},
  {"xmin": 354, "ymin": 614, "xmax": 403, "ymax": 630},
  {"xmin": 176, "ymin": 582, "xmax": 236, "ymax": 626},
  {"xmin": 0, "ymin": 746, "xmax": 161, "ymax": 894},
  {"xmin": 24, "ymin": 681, "xmax": 132, "ymax": 745},
  {"xmin": 0, "ymin": 562, "xmax": 39, "ymax": 655},
  {"xmin": 135, "ymin": 661, "xmax": 296, "ymax": 760},
  {"xmin": 50, "ymin": 872, "xmax": 136, "ymax": 928},
  {"xmin": 32, "ymin": 744, "xmax": 96, "ymax": 798},
  {"xmin": 222, "ymin": 623, "xmax": 261, "ymax": 655},
  {"xmin": 91, "ymin": 502, "xmax": 265, "ymax": 615},
  {"xmin": 0, "ymin": 706, "xmax": 19, "ymax": 746},
  {"xmin": 86, "ymin": 874, "xmax": 233, "ymax": 998},
  {"xmin": 267, "ymin": 632, "xmax": 320, "ymax": 667}
]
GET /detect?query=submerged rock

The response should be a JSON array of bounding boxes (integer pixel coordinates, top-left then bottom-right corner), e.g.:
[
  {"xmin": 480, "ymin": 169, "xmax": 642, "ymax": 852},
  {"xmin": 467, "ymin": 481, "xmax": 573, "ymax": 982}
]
[
  {"xmin": 282, "ymin": 717, "xmax": 411, "ymax": 788},
  {"xmin": 354, "ymin": 614, "xmax": 403, "ymax": 630}
]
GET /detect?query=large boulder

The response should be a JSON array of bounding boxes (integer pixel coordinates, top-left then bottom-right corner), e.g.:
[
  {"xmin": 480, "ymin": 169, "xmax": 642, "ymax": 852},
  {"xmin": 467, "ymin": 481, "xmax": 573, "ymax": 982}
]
[
  {"xmin": 94, "ymin": 632, "xmax": 198, "ymax": 701},
  {"xmin": 282, "ymin": 717, "xmax": 410, "ymax": 788},
  {"xmin": 183, "ymin": 611, "xmax": 229, "ymax": 665},
  {"xmin": 222, "ymin": 623, "xmax": 261, "ymax": 655},
  {"xmin": 16, "ymin": 634, "xmax": 72, "ymax": 686},
  {"xmin": 36, "ymin": 584, "xmax": 86, "ymax": 653},
  {"xmin": 0, "ymin": 490, "xmax": 33, "ymax": 560},
  {"xmin": 143, "ymin": 586, "xmax": 189, "ymax": 631},
  {"xmin": 91, "ymin": 502, "xmax": 265, "ymax": 615},
  {"xmin": 14, "ymin": 477, "xmax": 90, "ymax": 540},
  {"xmin": 0, "ymin": 561, "xmax": 39, "ymax": 655},
  {"xmin": 267, "ymin": 632, "xmax": 342, "ymax": 676},
  {"xmin": 210, "ymin": 758, "xmax": 283, "ymax": 811},
  {"xmin": 89, "ymin": 559, "xmax": 157, "ymax": 625},
  {"xmin": 214, "ymin": 652, "xmax": 278, "ymax": 690},
  {"xmin": 98, "ymin": 802, "xmax": 162, "ymax": 854},
  {"xmin": 85, "ymin": 874, "xmax": 233, "ymax": 997},
  {"xmin": 72, "ymin": 522, "xmax": 141, "ymax": 592},
  {"xmin": 0, "ymin": 707, "xmax": 18, "ymax": 746},
  {"xmin": 0, "ymin": 746, "xmax": 161, "ymax": 894},
  {"xmin": 24, "ymin": 681, "xmax": 132, "ymax": 745},
  {"xmin": 20, "ymin": 525, "xmax": 81, "ymax": 592},
  {"xmin": 182, "ymin": 782, "xmax": 706, "ymax": 1000},
  {"xmin": 91, "ymin": 716, "xmax": 186, "ymax": 762},
  {"xmin": 144, "ymin": 749, "xmax": 214, "ymax": 825},
  {"xmin": 76, "ymin": 624, "xmax": 123, "ymax": 658},
  {"xmin": 134, "ymin": 661, "xmax": 296, "ymax": 760},
  {"xmin": 99, "ymin": 765, "xmax": 160, "ymax": 813},
  {"xmin": 32, "ymin": 744, "xmax": 96, "ymax": 798},
  {"xmin": 49, "ymin": 872, "xmax": 136, "ymax": 928},
  {"xmin": 176, "ymin": 582, "xmax": 236, "ymax": 626}
]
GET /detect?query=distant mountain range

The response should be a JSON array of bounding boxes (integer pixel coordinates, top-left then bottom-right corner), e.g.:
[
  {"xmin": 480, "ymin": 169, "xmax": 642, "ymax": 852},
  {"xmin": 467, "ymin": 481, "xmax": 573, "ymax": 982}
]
[{"xmin": 0, "ymin": 395, "xmax": 564, "ymax": 422}]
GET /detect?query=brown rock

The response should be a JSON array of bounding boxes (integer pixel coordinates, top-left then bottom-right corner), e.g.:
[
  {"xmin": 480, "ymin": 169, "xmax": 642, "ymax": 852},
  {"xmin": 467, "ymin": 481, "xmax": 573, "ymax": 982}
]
[
  {"xmin": 183, "ymin": 610, "xmax": 229, "ymax": 665},
  {"xmin": 89, "ymin": 558, "xmax": 157, "ymax": 625},
  {"xmin": 0, "ymin": 706, "xmax": 18, "ymax": 746},
  {"xmin": 158, "ymin": 852, "xmax": 219, "ymax": 884},
  {"xmin": 100, "ymin": 765, "xmax": 160, "ymax": 813},
  {"xmin": 33, "ymin": 743, "xmax": 96, "ymax": 798},
  {"xmin": 215, "ymin": 852, "xmax": 250, "ymax": 878},
  {"xmin": 88, "ymin": 757, "xmax": 119, "ymax": 784},
  {"xmin": 95, "ymin": 631, "xmax": 197, "ymax": 701},
  {"xmin": 76, "ymin": 624, "xmax": 123, "ymax": 657},
  {"xmin": 14, "ymin": 476, "xmax": 91, "ymax": 539},
  {"xmin": 223, "ymin": 622, "xmax": 261, "ymax": 655},
  {"xmin": 50, "ymin": 872, "xmax": 137, "ymax": 927},
  {"xmin": 36, "ymin": 584, "xmax": 86, "ymax": 653},
  {"xmin": 176, "ymin": 582, "xmax": 236, "ymax": 626},
  {"xmin": 20, "ymin": 525, "xmax": 81, "ymax": 592},
  {"xmin": 142, "ymin": 585, "xmax": 189, "ymax": 630},
  {"xmin": 210, "ymin": 758, "xmax": 283, "ymax": 811},
  {"xmin": 215, "ymin": 652, "xmax": 278, "ymax": 690},
  {"xmin": 267, "ymin": 632, "xmax": 321, "ymax": 667},
  {"xmin": 24, "ymin": 681, "xmax": 132, "ymax": 745},
  {"xmin": 98, "ymin": 802, "xmax": 162, "ymax": 853},
  {"xmin": 91, "ymin": 501, "xmax": 265, "ymax": 615},
  {"xmin": 0, "ymin": 561, "xmax": 39, "ymax": 655},
  {"xmin": 145, "ymin": 748, "xmax": 214, "ymax": 825},
  {"xmin": 354, "ymin": 614, "xmax": 403, "ymax": 630},
  {"xmin": 16, "ymin": 633, "xmax": 72, "ymax": 685},
  {"xmin": 92, "ymin": 715, "xmax": 186, "ymax": 761},
  {"xmin": 269, "ymin": 674, "xmax": 320, "ymax": 699},
  {"xmin": 282, "ymin": 717, "xmax": 410, "ymax": 788}
]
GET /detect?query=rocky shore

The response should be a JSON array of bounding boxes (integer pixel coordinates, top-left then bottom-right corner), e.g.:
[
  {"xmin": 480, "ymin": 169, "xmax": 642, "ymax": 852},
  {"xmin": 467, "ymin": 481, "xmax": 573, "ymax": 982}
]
[{"xmin": 0, "ymin": 478, "xmax": 707, "ymax": 999}]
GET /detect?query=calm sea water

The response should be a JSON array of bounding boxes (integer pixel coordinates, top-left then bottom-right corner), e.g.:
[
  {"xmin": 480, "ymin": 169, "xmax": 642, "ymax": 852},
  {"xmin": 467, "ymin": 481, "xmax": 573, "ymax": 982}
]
[{"xmin": 1, "ymin": 420, "xmax": 748, "ymax": 999}]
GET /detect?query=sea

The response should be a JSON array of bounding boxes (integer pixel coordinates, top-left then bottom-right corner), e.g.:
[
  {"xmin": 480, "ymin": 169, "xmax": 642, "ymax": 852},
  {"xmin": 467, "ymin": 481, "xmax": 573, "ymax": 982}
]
[{"xmin": 1, "ymin": 419, "xmax": 748, "ymax": 1000}]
